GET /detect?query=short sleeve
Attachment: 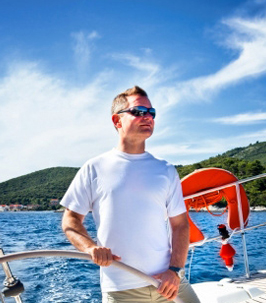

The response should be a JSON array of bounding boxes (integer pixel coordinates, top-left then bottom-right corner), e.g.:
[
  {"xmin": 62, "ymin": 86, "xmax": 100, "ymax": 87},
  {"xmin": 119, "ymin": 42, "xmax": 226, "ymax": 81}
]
[
  {"xmin": 166, "ymin": 166, "xmax": 187, "ymax": 217},
  {"xmin": 60, "ymin": 163, "xmax": 92, "ymax": 215}
]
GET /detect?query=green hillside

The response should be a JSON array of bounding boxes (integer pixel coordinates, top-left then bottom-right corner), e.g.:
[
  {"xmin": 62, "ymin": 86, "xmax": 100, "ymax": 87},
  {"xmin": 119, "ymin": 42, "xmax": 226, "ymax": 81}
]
[
  {"xmin": 222, "ymin": 141, "xmax": 266, "ymax": 165},
  {"xmin": 0, "ymin": 141, "xmax": 266, "ymax": 209},
  {"xmin": 0, "ymin": 167, "xmax": 78, "ymax": 209}
]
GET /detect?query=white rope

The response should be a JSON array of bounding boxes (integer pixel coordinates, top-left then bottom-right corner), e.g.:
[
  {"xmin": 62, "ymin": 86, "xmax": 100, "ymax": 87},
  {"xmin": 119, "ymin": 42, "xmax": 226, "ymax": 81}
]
[
  {"xmin": 188, "ymin": 247, "xmax": 195, "ymax": 283},
  {"xmin": 0, "ymin": 293, "xmax": 5, "ymax": 303},
  {"xmin": 189, "ymin": 237, "xmax": 209, "ymax": 248},
  {"xmin": 228, "ymin": 228, "xmax": 238, "ymax": 241},
  {"xmin": 0, "ymin": 250, "xmax": 183, "ymax": 303}
]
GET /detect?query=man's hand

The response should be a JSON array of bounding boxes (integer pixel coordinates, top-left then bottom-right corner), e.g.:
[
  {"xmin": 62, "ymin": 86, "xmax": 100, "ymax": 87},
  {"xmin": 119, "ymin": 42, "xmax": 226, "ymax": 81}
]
[
  {"xmin": 86, "ymin": 246, "xmax": 121, "ymax": 267},
  {"xmin": 153, "ymin": 269, "xmax": 180, "ymax": 301}
]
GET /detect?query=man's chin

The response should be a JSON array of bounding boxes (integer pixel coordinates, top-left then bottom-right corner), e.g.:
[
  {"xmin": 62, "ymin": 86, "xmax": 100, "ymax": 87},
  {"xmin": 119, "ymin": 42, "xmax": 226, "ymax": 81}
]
[{"xmin": 140, "ymin": 129, "xmax": 153, "ymax": 138}]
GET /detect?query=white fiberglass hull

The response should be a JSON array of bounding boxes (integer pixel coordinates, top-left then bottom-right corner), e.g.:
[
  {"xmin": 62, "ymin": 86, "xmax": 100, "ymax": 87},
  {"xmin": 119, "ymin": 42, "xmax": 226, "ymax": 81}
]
[{"xmin": 192, "ymin": 271, "xmax": 266, "ymax": 303}]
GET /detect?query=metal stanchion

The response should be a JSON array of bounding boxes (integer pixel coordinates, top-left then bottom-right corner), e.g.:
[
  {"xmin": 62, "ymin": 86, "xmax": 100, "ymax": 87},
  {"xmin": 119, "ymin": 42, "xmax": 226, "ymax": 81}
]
[{"xmin": 0, "ymin": 249, "xmax": 24, "ymax": 303}]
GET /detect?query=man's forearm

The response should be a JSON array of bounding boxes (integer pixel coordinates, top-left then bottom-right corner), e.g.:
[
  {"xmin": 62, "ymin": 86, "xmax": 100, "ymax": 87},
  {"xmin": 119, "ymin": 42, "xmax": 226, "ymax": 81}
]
[
  {"xmin": 62, "ymin": 209, "xmax": 121, "ymax": 266},
  {"xmin": 62, "ymin": 211, "xmax": 96, "ymax": 252},
  {"xmin": 170, "ymin": 215, "xmax": 190, "ymax": 268}
]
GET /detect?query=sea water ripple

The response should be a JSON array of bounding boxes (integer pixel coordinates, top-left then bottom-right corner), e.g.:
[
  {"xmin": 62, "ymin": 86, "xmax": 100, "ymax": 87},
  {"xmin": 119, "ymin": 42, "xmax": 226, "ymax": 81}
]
[{"xmin": 0, "ymin": 211, "xmax": 265, "ymax": 302}]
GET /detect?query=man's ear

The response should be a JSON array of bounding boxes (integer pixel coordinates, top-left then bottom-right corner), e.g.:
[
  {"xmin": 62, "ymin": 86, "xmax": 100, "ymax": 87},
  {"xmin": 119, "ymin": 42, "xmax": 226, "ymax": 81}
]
[{"xmin": 112, "ymin": 114, "xmax": 122, "ymax": 129}]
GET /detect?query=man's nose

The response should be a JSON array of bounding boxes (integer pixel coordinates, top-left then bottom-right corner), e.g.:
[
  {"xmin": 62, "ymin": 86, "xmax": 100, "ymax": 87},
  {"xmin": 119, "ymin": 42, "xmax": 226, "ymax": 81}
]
[{"xmin": 143, "ymin": 113, "xmax": 153, "ymax": 119}]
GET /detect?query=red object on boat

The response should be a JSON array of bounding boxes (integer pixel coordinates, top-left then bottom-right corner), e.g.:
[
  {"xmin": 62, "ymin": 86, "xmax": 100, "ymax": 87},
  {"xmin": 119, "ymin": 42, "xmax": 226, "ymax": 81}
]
[
  {"xmin": 181, "ymin": 168, "xmax": 250, "ymax": 244},
  {"xmin": 219, "ymin": 243, "xmax": 236, "ymax": 270}
]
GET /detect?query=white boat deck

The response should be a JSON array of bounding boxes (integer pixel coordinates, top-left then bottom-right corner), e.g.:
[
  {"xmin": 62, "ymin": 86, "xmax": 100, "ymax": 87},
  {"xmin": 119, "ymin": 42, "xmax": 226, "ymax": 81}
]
[
  {"xmin": 192, "ymin": 271, "xmax": 266, "ymax": 303},
  {"xmin": 241, "ymin": 294, "xmax": 266, "ymax": 303},
  {"xmin": 233, "ymin": 271, "xmax": 266, "ymax": 303}
]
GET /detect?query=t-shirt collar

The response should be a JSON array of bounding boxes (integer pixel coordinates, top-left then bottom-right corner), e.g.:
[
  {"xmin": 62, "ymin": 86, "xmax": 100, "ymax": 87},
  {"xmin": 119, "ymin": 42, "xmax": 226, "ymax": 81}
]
[{"xmin": 112, "ymin": 148, "xmax": 150, "ymax": 160}]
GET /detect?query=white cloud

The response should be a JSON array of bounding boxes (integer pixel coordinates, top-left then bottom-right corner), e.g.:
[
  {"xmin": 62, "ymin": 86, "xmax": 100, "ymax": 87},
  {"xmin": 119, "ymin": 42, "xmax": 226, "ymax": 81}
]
[
  {"xmin": 0, "ymin": 61, "xmax": 118, "ymax": 182},
  {"xmin": 71, "ymin": 30, "xmax": 100, "ymax": 71},
  {"xmin": 111, "ymin": 53, "xmax": 160, "ymax": 79},
  {"xmin": 141, "ymin": 48, "xmax": 153, "ymax": 55},
  {"xmin": 110, "ymin": 53, "xmax": 180, "ymax": 99},
  {"xmin": 157, "ymin": 16, "xmax": 266, "ymax": 107},
  {"xmin": 107, "ymin": 16, "xmax": 266, "ymax": 110},
  {"xmin": 107, "ymin": 17, "xmax": 266, "ymax": 108},
  {"xmin": 214, "ymin": 111, "xmax": 266, "ymax": 125},
  {"xmin": 88, "ymin": 31, "xmax": 100, "ymax": 39},
  {"xmin": 149, "ymin": 128, "xmax": 266, "ymax": 165}
]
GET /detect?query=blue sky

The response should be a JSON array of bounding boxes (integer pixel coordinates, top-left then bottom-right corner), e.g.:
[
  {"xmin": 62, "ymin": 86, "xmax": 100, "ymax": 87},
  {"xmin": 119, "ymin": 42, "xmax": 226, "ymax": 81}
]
[{"xmin": 0, "ymin": 0, "xmax": 266, "ymax": 182}]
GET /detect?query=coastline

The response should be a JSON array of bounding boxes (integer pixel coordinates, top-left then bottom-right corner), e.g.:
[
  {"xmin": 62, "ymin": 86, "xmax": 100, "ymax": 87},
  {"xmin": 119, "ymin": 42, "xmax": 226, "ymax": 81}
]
[
  {"xmin": 189, "ymin": 206, "xmax": 266, "ymax": 212},
  {"xmin": 1, "ymin": 207, "xmax": 266, "ymax": 213}
]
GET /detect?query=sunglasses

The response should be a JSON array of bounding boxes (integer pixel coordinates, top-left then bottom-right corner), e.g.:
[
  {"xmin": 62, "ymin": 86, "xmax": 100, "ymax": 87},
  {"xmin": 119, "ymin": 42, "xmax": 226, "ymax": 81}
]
[{"xmin": 116, "ymin": 106, "xmax": 156, "ymax": 119}]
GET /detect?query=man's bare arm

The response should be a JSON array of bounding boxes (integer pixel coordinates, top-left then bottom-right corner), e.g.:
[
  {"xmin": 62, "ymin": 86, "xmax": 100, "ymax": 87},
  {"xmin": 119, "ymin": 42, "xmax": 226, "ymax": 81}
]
[
  {"xmin": 62, "ymin": 208, "xmax": 121, "ymax": 266},
  {"xmin": 153, "ymin": 212, "xmax": 189, "ymax": 301},
  {"xmin": 169, "ymin": 212, "xmax": 190, "ymax": 268}
]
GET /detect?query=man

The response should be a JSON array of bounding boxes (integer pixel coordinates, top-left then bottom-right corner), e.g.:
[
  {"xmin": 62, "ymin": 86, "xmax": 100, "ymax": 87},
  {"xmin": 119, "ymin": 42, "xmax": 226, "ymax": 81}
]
[{"xmin": 60, "ymin": 86, "xmax": 200, "ymax": 303}]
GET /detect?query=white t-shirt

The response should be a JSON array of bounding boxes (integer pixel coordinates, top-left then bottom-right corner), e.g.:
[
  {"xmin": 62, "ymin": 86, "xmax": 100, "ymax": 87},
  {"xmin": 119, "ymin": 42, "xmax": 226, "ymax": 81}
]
[{"xmin": 60, "ymin": 149, "xmax": 186, "ymax": 292}]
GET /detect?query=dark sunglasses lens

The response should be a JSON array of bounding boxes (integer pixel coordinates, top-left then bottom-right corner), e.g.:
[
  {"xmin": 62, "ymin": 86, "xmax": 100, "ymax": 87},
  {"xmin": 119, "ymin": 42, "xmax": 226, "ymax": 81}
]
[
  {"xmin": 131, "ymin": 108, "xmax": 143, "ymax": 116},
  {"xmin": 130, "ymin": 106, "xmax": 155, "ymax": 119},
  {"xmin": 130, "ymin": 107, "xmax": 141, "ymax": 117},
  {"xmin": 149, "ymin": 109, "xmax": 156, "ymax": 118}
]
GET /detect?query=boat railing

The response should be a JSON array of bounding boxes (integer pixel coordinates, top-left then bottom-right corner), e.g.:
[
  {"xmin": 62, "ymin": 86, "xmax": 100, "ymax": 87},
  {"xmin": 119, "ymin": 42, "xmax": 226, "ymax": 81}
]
[
  {"xmin": 185, "ymin": 172, "xmax": 266, "ymax": 279},
  {"xmin": 189, "ymin": 221, "xmax": 266, "ymax": 248},
  {"xmin": 0, "ymin": 250, "xmax": 184, "ymax": 303}
]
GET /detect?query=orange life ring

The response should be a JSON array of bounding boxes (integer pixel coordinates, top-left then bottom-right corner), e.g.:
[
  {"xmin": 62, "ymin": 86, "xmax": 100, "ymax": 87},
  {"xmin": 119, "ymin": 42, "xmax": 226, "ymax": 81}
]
[{"xmin": 181, "ymin": 168, "xmax": 250, "ymax": 243}]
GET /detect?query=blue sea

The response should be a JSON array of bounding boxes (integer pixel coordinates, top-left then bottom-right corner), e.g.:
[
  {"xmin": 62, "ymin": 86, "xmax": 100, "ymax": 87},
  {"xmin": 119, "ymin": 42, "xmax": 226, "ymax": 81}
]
[{"xmin": 0, "ymin": 211, "xmax": 265, "ymax": 303}]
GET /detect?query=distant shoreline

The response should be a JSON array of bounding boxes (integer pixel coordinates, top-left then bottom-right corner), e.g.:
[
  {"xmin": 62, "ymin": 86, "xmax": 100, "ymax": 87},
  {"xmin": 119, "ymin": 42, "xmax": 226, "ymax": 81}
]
[
  {"xmin": 188, "ymin": 206, "xmax": 266, "ymax": 212},
  {"xmin": 1, "ymin": 207, "xmax": 266, "ymax": 213}
]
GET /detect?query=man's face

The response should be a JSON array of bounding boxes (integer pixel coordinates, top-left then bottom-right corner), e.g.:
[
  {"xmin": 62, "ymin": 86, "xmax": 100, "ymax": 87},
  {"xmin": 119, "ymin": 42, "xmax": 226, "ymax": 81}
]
[{"xmin": 115, "ymin": 94, "xmax": 155, "ymax": 142}]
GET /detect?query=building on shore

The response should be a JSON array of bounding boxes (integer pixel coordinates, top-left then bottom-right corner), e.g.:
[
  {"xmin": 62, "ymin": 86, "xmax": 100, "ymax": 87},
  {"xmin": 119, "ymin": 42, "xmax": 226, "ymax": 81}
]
[{"xmin": 0, "ymin": 205, "xmax": 9, "ymax": 212}]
